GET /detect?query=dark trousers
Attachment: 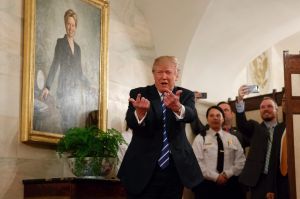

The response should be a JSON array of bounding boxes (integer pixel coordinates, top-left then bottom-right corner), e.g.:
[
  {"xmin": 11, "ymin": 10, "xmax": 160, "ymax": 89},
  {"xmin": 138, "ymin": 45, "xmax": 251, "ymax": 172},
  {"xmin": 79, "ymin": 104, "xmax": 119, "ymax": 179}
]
[
  {"xmin": 194, "ymin": 176, "xmax": 245, "ymax": 199},
  {"xmin": 276, "ymin": 175, "xmax": 289, "ymax": 199},
  {"xmin": 127, "ymin": 157, "xmax": 183, "ymax": 199},
  {"xmin": 250, "ymin": 174, "xmax": 268, "ymax": 199}
]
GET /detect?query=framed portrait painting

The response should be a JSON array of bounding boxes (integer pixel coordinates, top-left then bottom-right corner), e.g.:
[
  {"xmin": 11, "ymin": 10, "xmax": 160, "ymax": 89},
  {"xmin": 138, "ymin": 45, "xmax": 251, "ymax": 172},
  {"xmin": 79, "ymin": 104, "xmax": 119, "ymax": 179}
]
[{"xmin": 21, "ymin": 0, "xmax": 109, "ymax": 144}]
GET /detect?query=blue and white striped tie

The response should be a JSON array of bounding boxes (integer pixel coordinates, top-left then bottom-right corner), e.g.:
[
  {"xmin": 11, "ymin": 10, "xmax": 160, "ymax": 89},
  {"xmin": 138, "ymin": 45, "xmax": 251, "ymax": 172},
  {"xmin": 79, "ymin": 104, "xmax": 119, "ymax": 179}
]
[{"xmin": 158, "ymin": 98, "xmax": 170, "ymax": 169}]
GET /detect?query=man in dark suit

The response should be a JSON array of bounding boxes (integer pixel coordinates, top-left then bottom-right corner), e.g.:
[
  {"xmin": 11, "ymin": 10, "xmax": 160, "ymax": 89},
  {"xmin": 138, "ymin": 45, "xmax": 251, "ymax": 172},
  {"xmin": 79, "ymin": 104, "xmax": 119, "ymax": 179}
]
[
  {"xmin": 117, "ymin": 56, "xmax": 203, "ymax": 199},
  {"xmin": 235, "ymin": 85, "xmax": 285, "ymax": 199}
]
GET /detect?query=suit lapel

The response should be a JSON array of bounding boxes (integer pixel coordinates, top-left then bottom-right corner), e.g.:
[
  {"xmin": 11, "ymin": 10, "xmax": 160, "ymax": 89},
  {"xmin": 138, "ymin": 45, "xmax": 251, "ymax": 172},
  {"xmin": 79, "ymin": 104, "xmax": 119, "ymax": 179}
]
[
  {"xmin": 260, "ymin": 122, "xmax": 270, "ymax": 140},
  {"xmin": 165, "ymin": 87, "xmax": 179, "ymax": 133},
  {"xmin": 148, "ymin": 86, "xmax": 180, "ymax": 131}
]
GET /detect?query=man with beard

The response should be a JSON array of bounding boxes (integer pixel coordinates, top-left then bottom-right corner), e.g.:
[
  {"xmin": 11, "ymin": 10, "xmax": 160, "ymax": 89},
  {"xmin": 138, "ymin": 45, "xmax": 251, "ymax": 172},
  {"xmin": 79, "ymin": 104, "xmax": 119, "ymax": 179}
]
[{"xmin": 235, "ymin": 85, "xmax": 285, "ymax": 199}]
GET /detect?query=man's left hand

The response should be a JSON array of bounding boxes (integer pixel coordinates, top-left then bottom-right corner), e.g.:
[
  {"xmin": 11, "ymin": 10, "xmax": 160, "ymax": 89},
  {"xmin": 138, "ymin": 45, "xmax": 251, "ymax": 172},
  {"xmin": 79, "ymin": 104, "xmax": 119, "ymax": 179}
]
[
  {"xmin": 266, "ymin": 192, "xmax": 275, "ymax": 199},
  {"xmin": 163, "ymin": 90, "xmax": 182, "ymax": 114}
]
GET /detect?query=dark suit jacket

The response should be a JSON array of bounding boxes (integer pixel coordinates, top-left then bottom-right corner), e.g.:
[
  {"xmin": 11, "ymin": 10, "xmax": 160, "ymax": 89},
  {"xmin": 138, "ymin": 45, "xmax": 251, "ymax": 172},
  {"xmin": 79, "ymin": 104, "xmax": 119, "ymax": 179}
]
[
  {"xmin": 229, "ymin": 127, "xmax": 250, "ymax": 151},
  {"xmin": 45, "ymin": 34, "xmax": 89, "ymax": 98},
  {"xmin": 267, "ymin": 124, "xmax": 289, "ymax": 198},
  {"xmin": 236, "ymin": 111, "xmax": 285, "ymax": 187},
  {"xmin": 190, "ymin": 114, "xmax": 208, "ymax": 136},
  {"xmin": 117, "ymin": 85, "xmax": 203, "ymax": 195}
]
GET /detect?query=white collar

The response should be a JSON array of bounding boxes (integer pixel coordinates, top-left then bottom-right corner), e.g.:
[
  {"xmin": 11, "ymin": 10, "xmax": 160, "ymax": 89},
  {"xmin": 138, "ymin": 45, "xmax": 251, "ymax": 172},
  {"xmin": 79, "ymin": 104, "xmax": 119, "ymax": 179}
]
[{"xmin": 207, "ymin": 128, "xmax": 224, "ymax": 137}]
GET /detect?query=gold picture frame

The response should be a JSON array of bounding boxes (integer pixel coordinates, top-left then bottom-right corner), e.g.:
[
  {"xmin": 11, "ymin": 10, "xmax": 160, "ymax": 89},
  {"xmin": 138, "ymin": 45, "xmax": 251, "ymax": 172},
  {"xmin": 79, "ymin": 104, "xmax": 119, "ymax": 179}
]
[{"xmin": 21, "ymin": 0, "xmax": 109, "ymax": 144}]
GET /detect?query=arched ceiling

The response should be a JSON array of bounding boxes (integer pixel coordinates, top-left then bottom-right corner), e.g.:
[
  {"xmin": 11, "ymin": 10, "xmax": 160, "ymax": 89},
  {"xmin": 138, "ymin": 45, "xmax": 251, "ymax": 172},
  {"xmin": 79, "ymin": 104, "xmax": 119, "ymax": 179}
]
[
  {"xmin": 135, "ymin": 0, "xmax": 210, "ymax": 62},
  {"xmin": 135, "ymin": 0, "xmax": 300, "ymax": 102}
]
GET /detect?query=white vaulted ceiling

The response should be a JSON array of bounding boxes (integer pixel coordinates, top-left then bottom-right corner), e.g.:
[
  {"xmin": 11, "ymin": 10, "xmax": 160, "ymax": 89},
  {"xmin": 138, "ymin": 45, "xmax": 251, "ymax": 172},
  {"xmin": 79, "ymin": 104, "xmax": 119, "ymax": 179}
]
[{"xmin": 135, "ymin": 0, "xmax": 300, "ymax": 102}]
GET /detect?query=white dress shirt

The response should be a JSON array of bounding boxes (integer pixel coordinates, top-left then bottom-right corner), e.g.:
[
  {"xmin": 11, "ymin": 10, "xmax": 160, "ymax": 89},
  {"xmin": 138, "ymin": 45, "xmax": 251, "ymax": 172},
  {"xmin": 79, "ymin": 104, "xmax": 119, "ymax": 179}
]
[{"xmin": 192, "ymin": 128, "xmax": 246, "ymax": 182}]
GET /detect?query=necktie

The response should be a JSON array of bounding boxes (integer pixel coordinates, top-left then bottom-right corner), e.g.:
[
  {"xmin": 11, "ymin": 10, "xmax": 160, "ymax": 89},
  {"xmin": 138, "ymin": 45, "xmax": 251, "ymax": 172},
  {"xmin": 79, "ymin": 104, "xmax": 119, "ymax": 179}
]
[
  {"xmin": 280, "ymin": 129, "xmax": 288, "ymax": 176},
  {"xmin": 158, "ymin": 97, "xmax": 170, "ymax": 169},
  {"xmin": 264, "ymin": 126, "xmax": 274, "ymax": 174},
  {"xmin": 216, "ymin": 133, "xmax": 224, "ymax": 173}
]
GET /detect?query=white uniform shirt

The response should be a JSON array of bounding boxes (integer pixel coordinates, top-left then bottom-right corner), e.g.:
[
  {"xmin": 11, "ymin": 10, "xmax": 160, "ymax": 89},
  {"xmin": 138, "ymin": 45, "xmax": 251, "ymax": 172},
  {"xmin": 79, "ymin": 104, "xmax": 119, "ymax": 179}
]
[{"xmin": 192, "ymin": 128, "xmax": 246, "ymax": 182}]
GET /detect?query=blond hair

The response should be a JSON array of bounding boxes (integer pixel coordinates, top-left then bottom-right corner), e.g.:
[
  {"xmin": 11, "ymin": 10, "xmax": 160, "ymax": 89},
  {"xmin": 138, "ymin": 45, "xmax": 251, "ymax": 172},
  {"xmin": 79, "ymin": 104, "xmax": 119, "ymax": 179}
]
[
  {"xmin": 152, "ymin": 56, "xmax": 180, "ymax": 72},
  {"xmin": 64, "ymin": 9, "xmax": 78, "ymax": 27}
]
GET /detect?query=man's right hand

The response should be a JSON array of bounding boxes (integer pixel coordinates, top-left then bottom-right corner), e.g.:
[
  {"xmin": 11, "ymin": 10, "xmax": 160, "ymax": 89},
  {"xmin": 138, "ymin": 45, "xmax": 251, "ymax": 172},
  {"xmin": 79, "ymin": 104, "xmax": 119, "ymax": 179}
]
[
  {"xmin": 238, "ymin": 85, "xmax": 250, "ymax": 102},
  {"xmin": 216, "ymin": 174, "xmax": 228, "ymax": 185},
  {"xmin": 129, "ymin": 93, "xmax": 150, "ymax": 120}
]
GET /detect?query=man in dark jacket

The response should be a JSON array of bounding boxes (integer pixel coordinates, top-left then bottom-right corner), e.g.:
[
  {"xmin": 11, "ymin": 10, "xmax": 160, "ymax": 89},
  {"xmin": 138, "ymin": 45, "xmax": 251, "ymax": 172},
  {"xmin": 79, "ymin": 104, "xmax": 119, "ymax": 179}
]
[
  {"xmin": 235, "ymin": 85, "xmax": 285, "ymax": 199},
  {"xmin": 118, "ymin": 56, "xmax": 203, "ymax": 199}
]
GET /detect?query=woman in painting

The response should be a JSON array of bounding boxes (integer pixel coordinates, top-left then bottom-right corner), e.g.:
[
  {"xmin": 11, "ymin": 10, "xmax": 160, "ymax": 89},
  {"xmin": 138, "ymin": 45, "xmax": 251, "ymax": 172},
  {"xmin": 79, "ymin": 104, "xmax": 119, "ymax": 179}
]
[{"xmin": 41, "ymin": 9, "xmax": 90, "ymax": 133}]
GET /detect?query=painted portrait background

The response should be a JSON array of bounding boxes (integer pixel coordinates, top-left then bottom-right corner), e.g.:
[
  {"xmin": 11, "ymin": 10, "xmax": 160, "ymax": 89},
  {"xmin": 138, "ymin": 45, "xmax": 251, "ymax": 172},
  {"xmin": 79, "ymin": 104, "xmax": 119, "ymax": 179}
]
[{"xmin": 33, "ymin": 0, "xmax": 100, "ymax": 134}]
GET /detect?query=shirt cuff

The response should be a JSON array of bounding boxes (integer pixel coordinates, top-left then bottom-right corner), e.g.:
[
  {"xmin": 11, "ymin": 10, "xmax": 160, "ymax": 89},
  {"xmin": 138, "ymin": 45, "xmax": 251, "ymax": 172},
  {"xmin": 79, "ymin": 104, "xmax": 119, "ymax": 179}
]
[
  {"xmin": 134, "ymin": 111, "xmax": 147, "ymax": 124},
  {"xmin": 211, "ymin": 172, "xmax": 220, "ymax": 182},
  {"xmin": 223, "ymin": 170, "xmax": 233, "ymax": 179},
  {"xmin": 235, "ymin": 101, "xmax": 245, "ymax": 113},
  {"xmin": 174, "ymin": 105, "xmax": 185, "ymax": 119}
]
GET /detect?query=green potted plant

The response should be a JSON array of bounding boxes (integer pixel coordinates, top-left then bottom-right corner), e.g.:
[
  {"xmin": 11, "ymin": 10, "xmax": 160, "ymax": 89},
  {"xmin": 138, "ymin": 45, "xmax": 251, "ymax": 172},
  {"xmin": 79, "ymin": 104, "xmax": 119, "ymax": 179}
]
[{"xmin": 57, "ymin": 126, "xmax": 126, "ymax": 178}]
